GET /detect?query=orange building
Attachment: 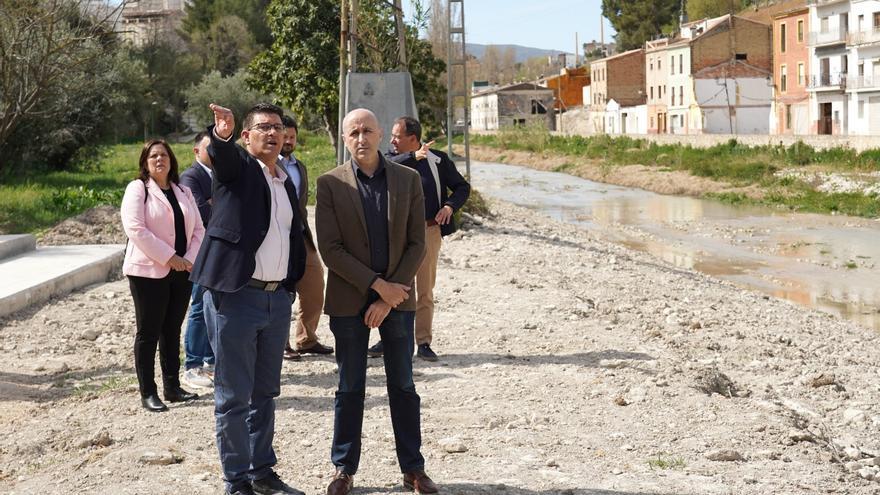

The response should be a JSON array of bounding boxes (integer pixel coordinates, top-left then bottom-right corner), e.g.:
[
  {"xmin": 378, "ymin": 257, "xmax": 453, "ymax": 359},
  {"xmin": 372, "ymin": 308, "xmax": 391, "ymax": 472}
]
[
  {"xmin": 772, "ymin": 6, "xmax": 810, "ymax": 135},
  {"xmin": 539, "ymin": 67, "xmax": 591, "ymax": 111}
]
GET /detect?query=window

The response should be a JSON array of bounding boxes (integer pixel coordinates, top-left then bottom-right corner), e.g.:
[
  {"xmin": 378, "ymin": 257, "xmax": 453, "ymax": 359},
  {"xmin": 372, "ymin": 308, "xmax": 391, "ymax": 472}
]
[
  {"xmin": 650, "ymin": 116, "xmax": 655, "ymax": 128},
  {"xmin": 650, "ymin": 59, "xmax": 653, "ymax": 71},
  {"xmin": 679, "ymin": 54, "xmax": 683, "ymax": 74},
  {"xmin": 650, "ymin": 86, "xmax": 654, "ymax": 100},
  {"xmin": 859, "ymin": 62, "xmax": 864, "ymax": 76},
  {"xmin": 780, "ymin": 64, "xmax": 787, "ymax": 92},
  {"xmin": 736, "ymin": 53, "xmax": 748, "ymax": 60},
  {"xmin": 798, "ymin": 19, "xmax": 804, "ymax": 42},
  {"xmin": 798, "ymin": 63, "xmax": 805, "ymax": 86},
  {"xmin": 671, "ymin": 91, "xmax": 675, "ymax": 106},
  {"xmin": 821, "ymin": 16, "xmax": 829, "ymax": 33},
  {"xmin": 875, "ymin": 12, "xmax": 880, "ymax": 30},
  {"xmin": 670, "ymin": 56, "xmax": 674, "ymax": 75},
  {"xmin": 679, "ymin": 86, "xmax": 684, "ymax": 104},
  {"xmin": 859, "ymin": 100, "xmax": 865, "ymax": 118},
  {"xmin": 780, "ymin": 23, "xmax": 787, "ymax": 53},
  {"xmin": 785, "ymin": 105, "xmax": 792, "ymax": 130},
  {"xmin": 658, "ymin": 58, "xmax": 662, "ymax": 71}
]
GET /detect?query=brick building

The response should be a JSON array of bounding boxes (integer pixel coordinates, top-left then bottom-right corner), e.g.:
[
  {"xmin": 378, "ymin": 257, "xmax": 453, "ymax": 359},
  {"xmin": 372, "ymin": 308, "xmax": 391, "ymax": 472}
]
[
  {"xmin": 589, "ymin": 48, "xmax": 646, "ymax": 133},
  {"xmin": 470, "ymin": 82, "xmax": 555, "ymax": 131},
  {"xmin": 539, "ymin": 67, "xmax": 591, "ymax": 111},
  {"xmin": 772, "ymin": 6, "xmax": 811, "ymax": 134}
]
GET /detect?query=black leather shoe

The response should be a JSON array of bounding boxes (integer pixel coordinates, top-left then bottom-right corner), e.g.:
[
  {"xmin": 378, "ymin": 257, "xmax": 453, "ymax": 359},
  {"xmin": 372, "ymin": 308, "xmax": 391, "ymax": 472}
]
[
  {"xmin": 164, "ymin": 385, "xmax": 198, "ymax": 403},
  {"xmin": 252, "ymin": 470, "xmax": 305, "ymax": 495},
  {"xmin": 298, "ymin": 342, "xmax": 334, "ymax": 355},
  {"xmin": 417, "ymin": 344, "xmax": 439, "ymax": 362},
  {"xmin": 226, "ymin": 484, "xmax": 256, "ymax": 495},
  {"xmin": 367, "ymin": 341, "xmax": 384, "ymax": 358},
  {"xmin": 141, "ymin": 394, "xmax": 168, "ymax": 412}
]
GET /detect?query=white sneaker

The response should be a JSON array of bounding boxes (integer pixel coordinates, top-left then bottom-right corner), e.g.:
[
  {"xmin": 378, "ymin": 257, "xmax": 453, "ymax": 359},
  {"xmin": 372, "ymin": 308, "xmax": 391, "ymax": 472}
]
[{"xmin": 183, "ymin": 368, "xmax": 213, "ymax": 389}]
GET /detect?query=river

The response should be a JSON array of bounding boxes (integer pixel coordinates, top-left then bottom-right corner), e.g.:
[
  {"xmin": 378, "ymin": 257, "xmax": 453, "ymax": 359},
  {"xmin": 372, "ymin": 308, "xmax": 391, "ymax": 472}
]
[{"xmin": 472, "ymin": 161, "xmax": 880, "ymax": 331}]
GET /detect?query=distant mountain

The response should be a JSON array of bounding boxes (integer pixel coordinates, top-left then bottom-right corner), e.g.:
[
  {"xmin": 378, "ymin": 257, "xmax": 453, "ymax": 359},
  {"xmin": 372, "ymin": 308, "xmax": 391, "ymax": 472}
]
[{"xmin": 466, "ymin": 43, "xmax": 573, "ymax": 64}]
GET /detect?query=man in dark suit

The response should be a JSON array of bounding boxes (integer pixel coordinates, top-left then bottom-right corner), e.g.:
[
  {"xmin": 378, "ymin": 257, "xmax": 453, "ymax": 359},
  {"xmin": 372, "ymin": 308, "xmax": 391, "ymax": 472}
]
[
  {"xmin": 278, "ymin": 114, "xmax": 333, "ymax": 361},
  {"xmin": 179, "ymin": 131, "xmax": 215, "ymax": 389},
  {"xmin": 191, "ymin": 103, "xmax": 306, "ymax": 495},
  {"xmin": 368, "ymin": 116, "xmax": 470, "ymax": 362},
  {"xmin": 316, "ymin": 108, "xmax": 437, "ymax": 495}
]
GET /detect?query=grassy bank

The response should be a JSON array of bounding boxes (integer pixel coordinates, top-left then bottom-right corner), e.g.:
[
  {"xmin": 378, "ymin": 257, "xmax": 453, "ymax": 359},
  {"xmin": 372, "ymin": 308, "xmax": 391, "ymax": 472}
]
[
  {"xmin": 466, "ymin": 126, "xmax": 880, "ymax": 218},
  {"xmin": 0, "ymin": 131, "xmax": 338, "ymax": 235}
]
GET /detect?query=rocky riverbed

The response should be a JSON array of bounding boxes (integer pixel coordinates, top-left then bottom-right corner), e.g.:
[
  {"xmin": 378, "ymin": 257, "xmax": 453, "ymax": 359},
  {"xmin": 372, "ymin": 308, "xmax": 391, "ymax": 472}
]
[{"xmin": 1, "ymin": 199, "xmax": 879, "ymax": 494}]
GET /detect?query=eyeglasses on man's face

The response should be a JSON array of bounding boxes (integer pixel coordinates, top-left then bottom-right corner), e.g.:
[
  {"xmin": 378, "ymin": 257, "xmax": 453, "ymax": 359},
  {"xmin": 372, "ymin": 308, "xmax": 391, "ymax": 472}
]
[{"xmin": 249, "ymin": 123, "xmax": 285, "ymax": 133}]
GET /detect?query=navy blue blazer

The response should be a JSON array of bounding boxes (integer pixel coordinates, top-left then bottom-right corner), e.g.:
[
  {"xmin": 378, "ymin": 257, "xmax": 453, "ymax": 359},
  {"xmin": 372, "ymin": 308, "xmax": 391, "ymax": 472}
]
[
  {"xmin": 179, "ymin": 161, "xmax": 212, "ymax": 226},
  {"xmin": 386, "ymin": 148, "xmax": 471, "ymax": 236},
  {"xmin": 190, "ymin": 126, "xmax": 306, "ymax": 293}
]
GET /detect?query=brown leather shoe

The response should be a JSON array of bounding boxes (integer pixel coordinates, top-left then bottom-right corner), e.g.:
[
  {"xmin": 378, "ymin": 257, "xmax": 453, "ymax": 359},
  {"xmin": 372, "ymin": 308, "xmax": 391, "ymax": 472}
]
[
  {"xmin": 403, "ymin": 470, "xmax": 438, "ymax": 494},
  {"xmin": 297, "ymin": 341, "xmax": 334, "ymax": 355},
  {"xmin": 326, "ymin": 470, "xmax": 353, "ymax": 495}
]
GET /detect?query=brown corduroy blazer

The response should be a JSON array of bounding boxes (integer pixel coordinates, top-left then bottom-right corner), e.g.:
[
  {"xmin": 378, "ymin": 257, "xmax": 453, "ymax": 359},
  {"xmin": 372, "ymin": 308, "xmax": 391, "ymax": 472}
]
[{"xmin": 315, "ymin": 155, "xmax": 426, "ymax": 317}]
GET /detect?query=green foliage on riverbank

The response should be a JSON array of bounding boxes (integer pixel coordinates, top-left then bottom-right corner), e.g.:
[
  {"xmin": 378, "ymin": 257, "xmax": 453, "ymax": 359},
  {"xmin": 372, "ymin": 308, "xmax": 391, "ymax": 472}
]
[
  {"xmin": 0, "ymin": 132, "xmax": 337, "ymax": 234},
  {"xmin": 468, "ymin": 126, "xmax": 880, "ymax": 218}
]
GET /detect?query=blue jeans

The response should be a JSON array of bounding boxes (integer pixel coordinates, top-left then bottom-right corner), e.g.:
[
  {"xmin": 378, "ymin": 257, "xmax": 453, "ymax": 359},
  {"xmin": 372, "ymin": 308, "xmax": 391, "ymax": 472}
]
[
  {"xmin": 204, "ymin": 286, "xmax": 293, "ymax": 492},
  {"xmin": 184, "ymin": 283, "xmax": 215, "ymax": 370},
  {"xmin": 329, "ymin": 310, "xmax": 424, "ymax": 475}
]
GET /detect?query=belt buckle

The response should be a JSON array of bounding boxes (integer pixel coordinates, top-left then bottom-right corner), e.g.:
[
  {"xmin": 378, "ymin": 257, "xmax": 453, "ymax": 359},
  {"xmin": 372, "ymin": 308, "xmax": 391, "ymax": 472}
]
[{"xmin": 264, "ymin": 281, "xmax": 279, "ymax": 291}]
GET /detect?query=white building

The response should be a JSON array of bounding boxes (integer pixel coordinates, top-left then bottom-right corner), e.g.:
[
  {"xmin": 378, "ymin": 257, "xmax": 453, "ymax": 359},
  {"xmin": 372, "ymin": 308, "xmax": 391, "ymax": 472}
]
[
  {"xmin": 694, "ymin": 61, "xmax": 772, "ymax": 134},
  {"xmin": 807, "ymin": 0, "xmax": 850, "ymax": 134},
  {"xmin": 470, "ymin": 82, "xmax": 555, "ymax": 131},
  {"xmin": 844, "ymin": 0, "xmax": 880, "ymax": 134}
]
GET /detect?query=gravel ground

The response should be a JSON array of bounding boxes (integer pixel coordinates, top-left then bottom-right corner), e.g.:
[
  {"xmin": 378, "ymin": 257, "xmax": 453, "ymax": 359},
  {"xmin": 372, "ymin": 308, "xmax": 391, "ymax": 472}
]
[{"xmin": 2, "ymin": 200, "xmax": 879, "ymax": 494}]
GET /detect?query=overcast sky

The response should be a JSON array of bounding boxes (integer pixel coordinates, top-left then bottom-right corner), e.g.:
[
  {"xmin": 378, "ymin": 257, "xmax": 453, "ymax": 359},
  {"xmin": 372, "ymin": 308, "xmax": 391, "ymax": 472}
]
[{"xmin": 404, "ymin": 0, "xmax": 617, "ymax": 53}]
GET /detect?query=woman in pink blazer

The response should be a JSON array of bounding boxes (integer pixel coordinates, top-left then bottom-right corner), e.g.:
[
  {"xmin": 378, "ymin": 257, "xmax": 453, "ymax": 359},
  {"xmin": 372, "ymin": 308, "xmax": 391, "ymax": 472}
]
[{"xmin": 121, "ymin": 139, "xmax": 205, "ymax": 412}]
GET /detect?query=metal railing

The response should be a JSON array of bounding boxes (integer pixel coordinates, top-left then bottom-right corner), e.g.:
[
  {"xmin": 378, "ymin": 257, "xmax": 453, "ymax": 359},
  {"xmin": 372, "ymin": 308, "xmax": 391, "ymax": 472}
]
[{"xmin": 807, "ymin": 73, "xmax": 847, "ymax": 89}]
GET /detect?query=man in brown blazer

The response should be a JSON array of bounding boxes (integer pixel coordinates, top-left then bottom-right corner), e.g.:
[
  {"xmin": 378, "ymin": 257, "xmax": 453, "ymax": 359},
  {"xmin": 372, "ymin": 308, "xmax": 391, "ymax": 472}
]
[
  {"xmin": 279, "ymin": 114, "xmax": 333, "ymax": 360},
  {"xmin": 316, "ymin": 108, "xmax": 438, "ymax": 495}
]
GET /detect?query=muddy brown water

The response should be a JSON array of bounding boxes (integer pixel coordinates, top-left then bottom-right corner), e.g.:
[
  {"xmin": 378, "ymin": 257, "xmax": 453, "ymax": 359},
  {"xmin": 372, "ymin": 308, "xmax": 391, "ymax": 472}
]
[{"xmin": 472, "ymin": 161, "xmax": 880, "ymax": 331}]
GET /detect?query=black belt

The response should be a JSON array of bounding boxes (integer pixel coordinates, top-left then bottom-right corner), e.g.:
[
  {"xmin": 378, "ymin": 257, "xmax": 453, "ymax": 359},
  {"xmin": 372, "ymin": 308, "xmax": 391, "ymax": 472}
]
[{"xmin": 247, "ymin": 279, "xmax": 284, "ymax": 292}]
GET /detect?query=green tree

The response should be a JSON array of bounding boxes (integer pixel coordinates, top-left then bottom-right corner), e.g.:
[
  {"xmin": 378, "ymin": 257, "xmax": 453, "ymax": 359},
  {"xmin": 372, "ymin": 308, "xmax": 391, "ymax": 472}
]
[
  {"xmin": 687, "ymin": 0, "xmax": 741, "ymax": 20},
  {"xmin": 182, "ymin": 0, "xmax": 272, "ymax": 48},
  {"xmin": 248, "ymin": 0, "xmax": 340, "ymax": 145},
  {"xmin": 190, "ymin": 15, "xmax": 260, "ymax": 76},
  {"xmin": 184, "ymin": 69, "xmax": 270, "ymax": 131},
  {"xmin": 0, "ymin": 0, "xmax": 132, "ymax": 172},
  {"xmin": 602, "ymin": 0, "xmax": 681, "ymax": 51}
]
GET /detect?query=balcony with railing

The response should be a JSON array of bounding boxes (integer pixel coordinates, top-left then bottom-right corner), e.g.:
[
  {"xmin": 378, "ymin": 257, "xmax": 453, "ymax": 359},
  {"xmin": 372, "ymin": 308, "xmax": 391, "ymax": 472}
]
[
  {"xmin": 810, "ymin": 27, "xmax": 848, "ymax": 46},
  {"xmin": 848, "ymin": 28, "xmax": 880, "ymax": 46},
  {"xmin": 807, "ymin": 73, "xmax": 847, "ymax": 90},
  {"xmin": 847, "ymin": 75, "xmax": 880, "ymax": 90}
]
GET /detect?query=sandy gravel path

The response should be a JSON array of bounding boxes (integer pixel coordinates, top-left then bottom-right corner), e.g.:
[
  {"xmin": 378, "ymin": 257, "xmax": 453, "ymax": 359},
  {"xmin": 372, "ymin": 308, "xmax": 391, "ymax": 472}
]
[{"xmin": 1, "ymin": 200, "xmax": 879, "ymax": 494}]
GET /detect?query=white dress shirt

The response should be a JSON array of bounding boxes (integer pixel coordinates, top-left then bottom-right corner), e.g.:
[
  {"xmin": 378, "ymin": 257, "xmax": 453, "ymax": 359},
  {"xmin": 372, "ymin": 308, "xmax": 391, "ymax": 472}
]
[{"xmin": 252, "ymin": 160, "xmax": 293, "ymax": 282}]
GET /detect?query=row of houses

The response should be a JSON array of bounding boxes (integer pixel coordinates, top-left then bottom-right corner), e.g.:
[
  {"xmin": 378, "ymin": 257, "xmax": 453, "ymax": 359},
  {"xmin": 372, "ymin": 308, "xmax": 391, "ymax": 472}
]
[{"xmin": 471, "ymin": 0, "xmax": 880, "ymax": 137}]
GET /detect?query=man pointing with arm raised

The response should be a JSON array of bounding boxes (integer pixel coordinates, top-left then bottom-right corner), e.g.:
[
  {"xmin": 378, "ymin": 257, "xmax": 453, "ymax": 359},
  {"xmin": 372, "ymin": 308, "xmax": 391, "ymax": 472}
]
[{"xmin": 191, "ymin": 103, "xmax": 306, "ymax": 495}]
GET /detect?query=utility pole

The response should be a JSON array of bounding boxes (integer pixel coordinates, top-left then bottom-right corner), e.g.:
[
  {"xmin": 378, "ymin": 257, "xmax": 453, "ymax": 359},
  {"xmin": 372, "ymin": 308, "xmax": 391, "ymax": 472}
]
[
  {"xmin": 446, "ymin": 0, "xmax": 471, "ymax": 179},
  {"xmin": 337, "ymin": 0, "xmax": 350, "ymax": 164},
  {"xmin": 393, "ymin": 0, "xmax": 407, "ymax": 70}
]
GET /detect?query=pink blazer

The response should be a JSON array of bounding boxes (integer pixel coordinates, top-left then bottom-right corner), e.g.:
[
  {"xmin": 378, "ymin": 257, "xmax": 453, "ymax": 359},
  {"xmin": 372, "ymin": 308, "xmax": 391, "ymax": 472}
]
[{"xmin": 121, "ymin": 178, "xmax": 205, "ymax": 279}]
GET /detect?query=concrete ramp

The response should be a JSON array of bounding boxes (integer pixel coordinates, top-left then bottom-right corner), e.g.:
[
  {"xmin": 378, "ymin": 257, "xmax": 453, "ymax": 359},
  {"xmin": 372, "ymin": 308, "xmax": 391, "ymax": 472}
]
[{"xmin": 0, "ymin": 242, "xmax": 124, "ymax": 318}]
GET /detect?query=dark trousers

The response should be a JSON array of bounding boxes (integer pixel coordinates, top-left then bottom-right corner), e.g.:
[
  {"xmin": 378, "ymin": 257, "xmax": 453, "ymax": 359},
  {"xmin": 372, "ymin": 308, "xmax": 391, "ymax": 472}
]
[
  {"xmin": 127, "ymin": 271, "xmax": 192, "ymax": 397},
  {"xmin": 204, "ymin": 286, "xmax": 292, "ymax": 492},
  {"xmin": 329, "ymin": 310, "xmax": 424, "ymax": 475}
]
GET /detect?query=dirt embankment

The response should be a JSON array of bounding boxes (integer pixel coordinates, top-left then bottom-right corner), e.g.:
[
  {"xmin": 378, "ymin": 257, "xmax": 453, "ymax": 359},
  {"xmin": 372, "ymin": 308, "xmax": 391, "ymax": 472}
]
[{"xmin": 1, "ymin": 201, "xmax": 879, "ymax": 494}]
